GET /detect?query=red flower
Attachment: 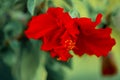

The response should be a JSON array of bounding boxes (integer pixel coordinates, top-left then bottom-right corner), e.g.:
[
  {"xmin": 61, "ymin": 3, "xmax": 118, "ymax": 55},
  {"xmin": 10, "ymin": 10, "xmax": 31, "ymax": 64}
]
[
  {"xmin": 102, "ymin": 53, "xmax": 118, "ymax": 76},
  {"xmin": 25, "ymin": 7, "xmax": 115, "ymax": 61},
  {"xmin": 25, "ymin": 7, "xmax": 78, "ymax": 61},
  {"xmin": 73, "ymin": 14, "xmax": 116, "ymax": 57}
]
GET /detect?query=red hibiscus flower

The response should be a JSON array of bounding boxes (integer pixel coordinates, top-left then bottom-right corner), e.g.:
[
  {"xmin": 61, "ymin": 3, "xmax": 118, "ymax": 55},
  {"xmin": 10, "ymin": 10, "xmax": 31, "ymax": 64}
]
[
  {"xmin": 25, "ymin": 7, "xmax": 79, "ymax": 61},
  {"xmin": 73, "ymin": 14, "xmax": 116, "ymax": 57},
  {"xmin": 25, "ymin": 7, "xmax": 115, "ymax": 61}
]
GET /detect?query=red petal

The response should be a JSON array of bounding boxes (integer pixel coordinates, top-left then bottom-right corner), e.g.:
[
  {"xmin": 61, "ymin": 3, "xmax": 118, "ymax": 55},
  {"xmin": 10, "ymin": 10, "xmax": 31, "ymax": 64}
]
[
  {"xmin": 94, "ymin": 13, "xmax": 102, "ymax": 25},
  {"xmin": 74, "ymin": 27, "xmax": 115, "ymax": 56},
  {"xmin": 47, "ymin": 7, "xmax": 63, "ymax": 17},
  {"xmin": 73, "ymin": 14, "xmax": 115, "ymax": 57},
  {"xmin": 25, "ymin": 13, "xmax": 57, "ymax": 39},
  {"xmin": 74, "ymin": 13, "xmax": 102, "ymax": 29},
  {"xmin": 50, "ymin": 47, "xmax": 73, "ymax": 61},
  {"xmin": 41, "ymin": 27, "xmax": 65, "ymax": 50},
  {"xmin": 65, "ymin": 20, "xmax": 79, "ymax": 39}
]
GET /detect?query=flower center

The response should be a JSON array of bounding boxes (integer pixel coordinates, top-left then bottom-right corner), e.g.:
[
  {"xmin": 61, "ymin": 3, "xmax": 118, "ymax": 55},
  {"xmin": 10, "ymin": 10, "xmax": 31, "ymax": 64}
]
[{"xmin": 64, "ymin": 39, "xmax": 75, "ymax": 50}]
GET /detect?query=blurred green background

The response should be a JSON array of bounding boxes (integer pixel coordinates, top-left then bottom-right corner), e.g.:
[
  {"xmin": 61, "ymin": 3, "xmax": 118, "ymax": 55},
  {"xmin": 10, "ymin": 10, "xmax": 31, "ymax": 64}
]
[{"xmin": 0, "ymin": 0, "xmax": 120, "ymax": 80}]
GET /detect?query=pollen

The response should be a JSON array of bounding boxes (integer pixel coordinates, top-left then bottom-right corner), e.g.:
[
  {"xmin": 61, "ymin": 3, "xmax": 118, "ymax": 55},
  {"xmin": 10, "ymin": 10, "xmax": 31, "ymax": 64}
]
[{"xmin": 64, "ymin": 39, "xmax": 75, "ymax": 50}]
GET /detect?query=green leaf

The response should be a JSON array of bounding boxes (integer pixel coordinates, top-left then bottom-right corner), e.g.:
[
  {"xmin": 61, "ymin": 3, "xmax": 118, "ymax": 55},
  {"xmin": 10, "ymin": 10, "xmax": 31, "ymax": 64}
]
[
  {"xmin": 27, "ymin": 0, "xmax": 44, "ymax": 15},
  {"xmin": 27, "ymin": 0, "xmax": 36, "ymax": 16},
  {"xmin": 69, "ymin": 9, "xmax": 80, "ymax": 18}
]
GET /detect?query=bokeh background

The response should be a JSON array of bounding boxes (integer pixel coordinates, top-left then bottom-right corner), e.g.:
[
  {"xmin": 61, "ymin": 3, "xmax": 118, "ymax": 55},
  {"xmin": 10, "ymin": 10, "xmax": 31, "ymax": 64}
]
[{"xmin": 0, "ymin": 0, "xmax": 120, "ymax": 80}]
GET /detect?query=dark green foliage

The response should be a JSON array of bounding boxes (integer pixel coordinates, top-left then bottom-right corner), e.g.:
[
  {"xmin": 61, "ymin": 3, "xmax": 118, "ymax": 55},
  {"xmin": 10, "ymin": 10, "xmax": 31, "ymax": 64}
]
[{"xmin": 0, "ymin": 59, "xmax": 14, "ymax": 80}]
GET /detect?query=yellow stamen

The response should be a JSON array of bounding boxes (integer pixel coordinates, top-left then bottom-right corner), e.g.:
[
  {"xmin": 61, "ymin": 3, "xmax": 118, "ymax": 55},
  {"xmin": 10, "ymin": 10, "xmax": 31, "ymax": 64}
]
[{"xmin": 64, "ymin": 39, "xmax": 75, "ymax": 50}]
